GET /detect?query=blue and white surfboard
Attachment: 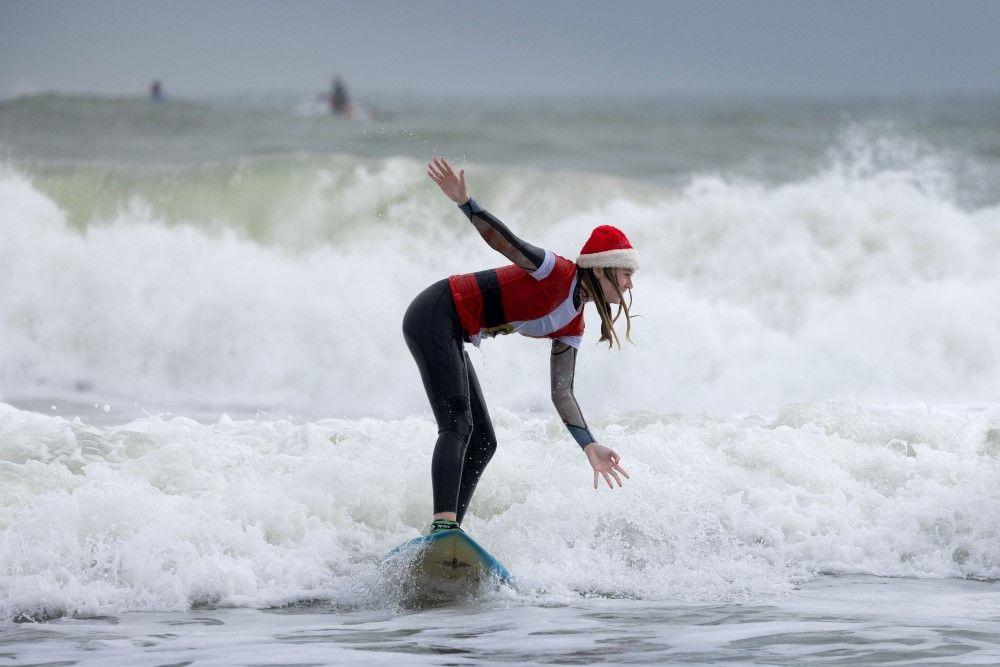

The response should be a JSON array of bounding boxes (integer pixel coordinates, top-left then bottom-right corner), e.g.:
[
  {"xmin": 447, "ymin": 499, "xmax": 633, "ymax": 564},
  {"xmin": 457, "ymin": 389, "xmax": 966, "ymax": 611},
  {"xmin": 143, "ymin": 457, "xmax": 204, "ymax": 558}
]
[{"xmin": 388, "ymin": 529, "xmax": 514, "ymax": 599}]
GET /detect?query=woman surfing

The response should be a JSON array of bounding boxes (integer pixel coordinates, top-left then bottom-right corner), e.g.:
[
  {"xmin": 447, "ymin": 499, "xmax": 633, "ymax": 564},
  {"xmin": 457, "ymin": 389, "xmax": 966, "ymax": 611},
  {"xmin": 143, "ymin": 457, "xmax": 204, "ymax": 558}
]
[{"xmin": 405, "ymin": 157, "xmax": 636, "ymax": 534}]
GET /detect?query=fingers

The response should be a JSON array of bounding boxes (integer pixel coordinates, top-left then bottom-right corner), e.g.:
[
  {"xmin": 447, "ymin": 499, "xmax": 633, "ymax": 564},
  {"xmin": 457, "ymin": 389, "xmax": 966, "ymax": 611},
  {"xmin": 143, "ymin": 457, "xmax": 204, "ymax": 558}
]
[
  {"xmin": 613, "ymin": 463, "xmax": 629, "ymax": 479},
  {"xmin": 433, "ymin": 156, "xmax": 452, "ymax": 179},
  {"xmin": 610, "ymin": 449, "xmax": 621, "ymax": 464},
  {"xmin": 609, "ymin": 469, "xmax": 623, "ymax": 487},
  {"xmin": 428, "ymin": 157, "xmax": 463, "ymax": 190},
  {"xmin": 427, "ymin": 159, "xmax": 445, "ymax": 181},
  {"xmin": 601, "ymin": 471, "xmax": 614, "ymax": 489},
  {"xmin": 593, "ymin": 469, "xmax": 598, "ymax": 490},
  {"xmin": 436, "ymin": 156, "xmax": 455, "ymax": 177}
]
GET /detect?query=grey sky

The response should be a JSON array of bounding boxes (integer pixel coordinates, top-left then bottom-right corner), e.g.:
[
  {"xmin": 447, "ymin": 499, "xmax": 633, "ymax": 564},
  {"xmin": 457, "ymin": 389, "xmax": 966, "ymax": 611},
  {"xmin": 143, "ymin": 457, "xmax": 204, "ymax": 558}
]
[{"xmin": 2, "ymin": 0, "xmax": 999, "ymax": 99}]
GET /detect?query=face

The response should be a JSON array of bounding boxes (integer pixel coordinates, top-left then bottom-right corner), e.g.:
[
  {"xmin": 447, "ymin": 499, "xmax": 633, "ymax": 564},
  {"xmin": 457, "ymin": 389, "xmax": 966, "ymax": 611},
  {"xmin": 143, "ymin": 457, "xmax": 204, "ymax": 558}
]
[{"xmin": 596, "ymin": 268, "xmax": 634, "ymax": 304}]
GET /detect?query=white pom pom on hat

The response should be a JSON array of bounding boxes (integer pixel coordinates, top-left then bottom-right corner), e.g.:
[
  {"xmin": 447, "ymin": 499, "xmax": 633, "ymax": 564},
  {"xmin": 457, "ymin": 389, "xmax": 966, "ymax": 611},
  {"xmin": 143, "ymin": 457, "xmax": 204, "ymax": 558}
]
[{"xmin": 576, "ymin": 225, "xmax": 638, "ymax": 270}]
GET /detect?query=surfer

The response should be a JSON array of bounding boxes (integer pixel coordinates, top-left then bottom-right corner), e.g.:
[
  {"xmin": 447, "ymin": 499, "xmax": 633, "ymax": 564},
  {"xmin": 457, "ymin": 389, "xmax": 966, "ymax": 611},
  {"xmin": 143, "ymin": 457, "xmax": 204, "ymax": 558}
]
[
  {"xmin": 404, "ymin": 156, "xmax": 634, "ymax": 534},
  {"xmin": 329, "ymin": 75, "xmax": 352, "ymax": 118}
]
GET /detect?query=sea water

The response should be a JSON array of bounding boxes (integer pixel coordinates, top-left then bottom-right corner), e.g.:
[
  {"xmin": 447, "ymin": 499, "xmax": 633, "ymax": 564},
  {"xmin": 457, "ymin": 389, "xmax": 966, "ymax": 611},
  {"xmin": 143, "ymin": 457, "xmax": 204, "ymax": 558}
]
[{"xmin": 1, "ymin": 92, "xmax": 999, "ymax": 663}]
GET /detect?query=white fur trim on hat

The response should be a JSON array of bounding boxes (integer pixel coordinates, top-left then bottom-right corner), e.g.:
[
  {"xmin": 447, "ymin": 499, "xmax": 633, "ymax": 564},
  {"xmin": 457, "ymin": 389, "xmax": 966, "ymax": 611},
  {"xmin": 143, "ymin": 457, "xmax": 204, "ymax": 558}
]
[{"xmin": 576, "ymin": 248, "xmax": 638, "ymax": 270}]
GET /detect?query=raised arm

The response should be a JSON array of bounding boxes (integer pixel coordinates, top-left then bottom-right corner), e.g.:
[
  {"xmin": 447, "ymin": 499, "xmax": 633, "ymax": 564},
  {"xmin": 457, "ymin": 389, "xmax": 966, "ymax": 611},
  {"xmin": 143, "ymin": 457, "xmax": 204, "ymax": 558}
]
[
  {"xmin": 551, "ymin": 340, "xmax": 629, "ymax": 489},
  {"xmin": 427, "ymin": 156, "xmax": 545, "ymax": 271}
]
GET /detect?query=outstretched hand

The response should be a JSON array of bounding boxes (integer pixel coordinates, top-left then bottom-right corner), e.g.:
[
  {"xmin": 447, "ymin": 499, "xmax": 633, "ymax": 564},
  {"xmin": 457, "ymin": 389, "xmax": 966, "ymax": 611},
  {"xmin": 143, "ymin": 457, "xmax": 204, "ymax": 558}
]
[
  {"xmin": 584, "ymin": 443, "xmax": 629, "ymax": 490},
  {"xmin": 427, "ymin": 156, "xmax": 469, "ymax": 204}
]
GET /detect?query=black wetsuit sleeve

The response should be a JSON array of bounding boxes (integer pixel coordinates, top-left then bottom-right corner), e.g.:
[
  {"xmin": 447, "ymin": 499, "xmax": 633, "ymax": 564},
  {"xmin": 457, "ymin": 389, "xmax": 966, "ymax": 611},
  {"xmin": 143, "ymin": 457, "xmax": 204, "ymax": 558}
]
[
  {"xmin": 550, "ymin": 340, "xmax": 596, "ymax": 449},
  {"xmin": 459, "ymin": 198, "xmax": 546, "ymax": 272}
]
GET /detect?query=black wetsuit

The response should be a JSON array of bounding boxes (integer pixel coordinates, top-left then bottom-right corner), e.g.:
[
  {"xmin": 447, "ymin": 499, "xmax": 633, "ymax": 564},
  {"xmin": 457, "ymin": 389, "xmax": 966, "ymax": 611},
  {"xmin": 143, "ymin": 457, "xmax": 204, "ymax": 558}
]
[
  {"xmin": 402, "ymin": 198, "xmax": 596, "ymax": 523},
  {"xmin": 331, "ymin": 79, "xmax": 349, "ymax": 114}
]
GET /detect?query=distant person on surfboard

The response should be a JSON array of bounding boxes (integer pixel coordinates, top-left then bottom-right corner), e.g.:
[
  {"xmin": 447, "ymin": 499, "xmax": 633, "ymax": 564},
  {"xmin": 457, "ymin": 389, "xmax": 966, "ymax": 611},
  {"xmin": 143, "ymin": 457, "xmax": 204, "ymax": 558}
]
[
  {"xmin": 329, "ymin": 75, "xmax": 352, "ymax": 118},
  {"xmin": 405, "ymin": 156, "xmax": 635, "ymax": 535}
]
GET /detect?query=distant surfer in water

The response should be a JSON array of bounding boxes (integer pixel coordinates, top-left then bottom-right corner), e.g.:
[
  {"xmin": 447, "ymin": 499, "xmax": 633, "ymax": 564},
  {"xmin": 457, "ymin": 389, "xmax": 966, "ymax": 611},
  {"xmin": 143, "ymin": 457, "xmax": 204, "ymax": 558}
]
[
  {"xmin": 404, "ymin": 156, "xmax": 635, "ymax": 534},
  {"xmin": 330, "ymin": 76, "xmax": 352, "ymax": 118}
]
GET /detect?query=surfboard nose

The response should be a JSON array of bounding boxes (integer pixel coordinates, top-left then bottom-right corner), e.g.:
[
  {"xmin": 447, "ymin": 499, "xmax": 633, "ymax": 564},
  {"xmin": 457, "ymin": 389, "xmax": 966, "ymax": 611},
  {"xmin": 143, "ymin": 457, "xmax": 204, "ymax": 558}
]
[{"xmin": 385, "ymin": 529, "xmax": 515, "ymax": 604}]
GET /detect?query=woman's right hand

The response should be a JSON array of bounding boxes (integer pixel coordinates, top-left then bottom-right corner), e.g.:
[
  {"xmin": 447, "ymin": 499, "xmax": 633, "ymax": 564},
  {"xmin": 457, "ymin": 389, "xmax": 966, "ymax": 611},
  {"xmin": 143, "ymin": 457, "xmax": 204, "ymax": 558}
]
[
  {"xmin": 427, "ymin": 156, "xmax": 469, "ymax": 204},
  {"xmin": 584, "ymin": 442, "xmax": 629, "ymax": 490}
]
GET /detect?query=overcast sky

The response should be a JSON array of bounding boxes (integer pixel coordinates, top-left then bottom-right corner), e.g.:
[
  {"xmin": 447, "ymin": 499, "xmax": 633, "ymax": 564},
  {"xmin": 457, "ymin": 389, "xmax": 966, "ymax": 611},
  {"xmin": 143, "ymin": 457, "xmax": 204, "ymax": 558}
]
[{"xmin": 3, "ymin": 0, "xmax": 999, "ymax": 99}]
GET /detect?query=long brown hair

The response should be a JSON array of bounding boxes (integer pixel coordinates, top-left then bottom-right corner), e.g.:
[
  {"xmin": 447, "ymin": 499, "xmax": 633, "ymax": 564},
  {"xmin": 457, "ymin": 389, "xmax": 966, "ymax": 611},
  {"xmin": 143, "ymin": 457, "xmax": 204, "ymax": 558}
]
[{"xmin": 578, "ymin": 267, "xmax": 635, "ymax": 349}]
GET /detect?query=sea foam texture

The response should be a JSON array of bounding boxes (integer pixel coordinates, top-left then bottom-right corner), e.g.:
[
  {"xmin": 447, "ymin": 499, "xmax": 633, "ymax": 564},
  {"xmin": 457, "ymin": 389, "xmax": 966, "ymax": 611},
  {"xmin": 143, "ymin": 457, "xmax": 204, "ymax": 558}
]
[
  {"xmin": 2, "ymin": 144, "xmax": 999, "ymax": 416},
  {"xmin": 2, "ymin": 137, "xmax": 1000, "ymax": 618},
  {"xmin": 0, "ymin": 401, "xmax": 998, "ymax": 620}
]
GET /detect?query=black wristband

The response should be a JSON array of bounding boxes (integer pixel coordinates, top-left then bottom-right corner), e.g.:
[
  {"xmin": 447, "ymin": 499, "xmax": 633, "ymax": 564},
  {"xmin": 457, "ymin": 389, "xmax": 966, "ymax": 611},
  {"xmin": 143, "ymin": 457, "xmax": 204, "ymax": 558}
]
[
  {"xmin": 458, "ymin": 197, "xmax": 483, "ymax": 218},
  {"xmin": 567, "ymin": 424, "xmax": 596, "ymax": 449}
]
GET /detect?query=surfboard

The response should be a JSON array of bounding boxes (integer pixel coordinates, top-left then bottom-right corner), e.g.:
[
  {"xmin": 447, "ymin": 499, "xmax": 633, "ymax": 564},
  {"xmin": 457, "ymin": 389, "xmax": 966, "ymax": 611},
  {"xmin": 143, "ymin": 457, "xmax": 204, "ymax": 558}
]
[{"xmin": 387, "ymin": 529, "xmax": 514, "ymax": 601}]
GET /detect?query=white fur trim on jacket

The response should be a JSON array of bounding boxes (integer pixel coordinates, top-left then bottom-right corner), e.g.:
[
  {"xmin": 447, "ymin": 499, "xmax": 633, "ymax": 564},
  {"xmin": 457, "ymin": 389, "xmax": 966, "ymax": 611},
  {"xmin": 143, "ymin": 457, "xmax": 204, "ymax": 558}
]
[{"xmin": 575, "ymin": 248, "xmax": 638, "ymax": 270}]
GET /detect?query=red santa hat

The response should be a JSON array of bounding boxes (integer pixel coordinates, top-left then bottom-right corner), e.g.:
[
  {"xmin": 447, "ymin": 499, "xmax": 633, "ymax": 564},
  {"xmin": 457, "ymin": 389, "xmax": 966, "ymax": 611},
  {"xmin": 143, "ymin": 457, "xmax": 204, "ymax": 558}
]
[{"xmin": 576, "ymin": 225, "xmax": 638, "ymax": 270}]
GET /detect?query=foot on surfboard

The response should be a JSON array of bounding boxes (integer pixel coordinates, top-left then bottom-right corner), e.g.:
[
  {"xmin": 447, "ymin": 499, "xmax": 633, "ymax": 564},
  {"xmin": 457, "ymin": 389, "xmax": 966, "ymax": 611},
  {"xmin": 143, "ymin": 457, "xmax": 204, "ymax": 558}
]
[
  {"xmin": 387, "ymin": 522, "xmax": 515, "ymax": 603},
  {"xmin": 428, "ymin": 519, "xmax": 462, "ymax": 534}
]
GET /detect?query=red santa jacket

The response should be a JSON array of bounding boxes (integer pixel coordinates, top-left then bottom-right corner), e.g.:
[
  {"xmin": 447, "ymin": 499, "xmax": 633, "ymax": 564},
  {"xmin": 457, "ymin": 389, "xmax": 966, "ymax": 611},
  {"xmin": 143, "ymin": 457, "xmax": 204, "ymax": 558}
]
[{"xmin": 448, "ymin": 250, "xmax": 585, "ymax": 348}]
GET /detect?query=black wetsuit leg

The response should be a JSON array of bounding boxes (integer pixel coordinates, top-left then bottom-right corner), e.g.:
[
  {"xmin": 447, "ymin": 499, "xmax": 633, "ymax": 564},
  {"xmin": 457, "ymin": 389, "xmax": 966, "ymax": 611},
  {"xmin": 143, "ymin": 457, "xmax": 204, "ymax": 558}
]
[
  {"xmin": 402, "ymin": 279, "xmax": 495, "ymax": 518},
  {"xmin": 456, "ymin": 353, "xmax": 497, "ymax": 524}
]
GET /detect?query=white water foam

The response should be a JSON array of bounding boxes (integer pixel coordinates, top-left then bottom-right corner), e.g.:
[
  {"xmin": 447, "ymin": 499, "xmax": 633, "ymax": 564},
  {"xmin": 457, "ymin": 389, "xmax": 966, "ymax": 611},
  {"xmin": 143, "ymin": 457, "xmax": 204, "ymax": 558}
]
[
  {"xmin": 2, "ymin": 141, "xmax": 999, "ymax": 416},
  {"xmin": 1, "ymin": 400, "xmax": 998, "ymax": 621},
  {"xmin": 2, "ymin": 138, "xmax": 1000, "ymax": 619}
]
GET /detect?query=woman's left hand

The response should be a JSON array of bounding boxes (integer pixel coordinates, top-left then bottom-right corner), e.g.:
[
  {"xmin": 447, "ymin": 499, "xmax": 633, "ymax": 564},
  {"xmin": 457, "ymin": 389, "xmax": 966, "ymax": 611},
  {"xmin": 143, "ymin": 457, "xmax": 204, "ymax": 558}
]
[
  {"xmin": 584, "ymin": 442, "xmax": 629, "ymax": 489},
  {"xmin": 427, "ymin": 156, "xmax": 469, "ymax": 204}
]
